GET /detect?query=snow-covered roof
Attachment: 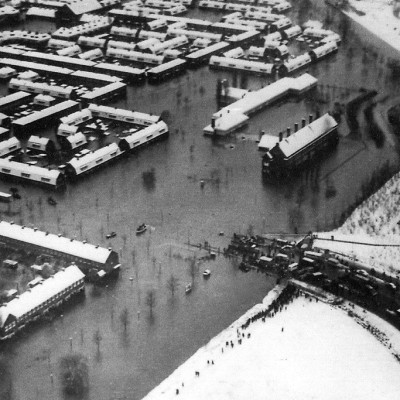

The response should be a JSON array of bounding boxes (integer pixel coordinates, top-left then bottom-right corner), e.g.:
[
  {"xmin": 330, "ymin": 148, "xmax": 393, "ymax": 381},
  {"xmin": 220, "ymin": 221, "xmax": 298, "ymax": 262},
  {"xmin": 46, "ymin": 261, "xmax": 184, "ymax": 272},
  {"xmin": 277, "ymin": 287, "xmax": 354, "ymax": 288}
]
[
  {"xmin": 81, "ymin": 82, "xmax": 126, "ymax": 100},
  {"xmin": 0, "ymin": 220, "xmax": 114, "ymax": 264},
  {"xmin": 0, "ymin": 158, "xmax": 61, "ymax": 181},
  {"xmin": 258, "ymin": 134, "xmax": 279, "ymax": 151},
  {"xmin": 26, "ymin": 51, "xmax": 96, "ymax": 68},
  {"xmin": 66, "ymin": 131, "xmax": 86, "ymax": 146},
  {"xmin": 67, "ymin": 143, "xmax": 120, "ymax": 170},
  {"xmin": 168, "ymin": 28, "xmax": 221, "ymax": 42},
  {"xmin": 26, "ymin": 7, "xmax": 56, "ymax": 18},
  {"xmin": 95, "ymin": 63, "xmax": 144, "ymax": 76},
  {"xmin": 0, "ymin": 91, "xmax": 31, "ymax": 108},
  {"xmin": 121, "ymin": 121, "xmax": 168, "ymax": 145},
  {"xmin": 0, "ymin": 265, "xmax": 85, "ymax": 328},
  {"xmin": 150, "ymin": 36, "xmax": 188, "ymax": 54},
  {"xmin": 60, "ymin": 108, "xmax": 92, "ymax": 125},
  {"xmin": 9, "ymin": 79, "xmax": 74, "ymax": 97},
  {"xmin": 111, "ymin": 26, "xmax": 167, "ymax": 41},
  {"xmin": 210, "ymin": 56, "xmax": 274, "ymax": 74},
  {"xmin": 70, "ymin": 70, "xmax": 122, "ymax": 83},
  {"xmin": 0, "ymin": 58, "xmax": 73, "ymax": 76},
  {"xmin": 62, "ymin": 0, "xmax": 102, "ymax": 15},
  {"xmin": 17, "ymin": 70, "xmax": 39, "ymax": 80},
  {"xmin": 13, "ymin": 100, "xmax": 79, "ymax": 126},
  {"xmin": 283, "ymin": 53, "xmax": 312, "ymax": 70},
  {"xmin": 88, "ymin": 104, "xmax": 160, "ymax": 125},
  {"xmin": 186, "ymin": 41, "xmax": 230, "ymax": 59},
  {"xmin": 223, "ymin": 47, "xmax": 244, "ymax": 58},
  {"xmin": 0, "ymin": 137, "xmax": 20, "ymax": 156},
  {"xmin": 27, "ymin": 135, "xmax": 50, "ymax": 146},
  {"xmin": 57, "ymin": 45, "xmax": 81, "ymax": 57},
  {"xmin": 278, "ymin": 113, "xmax": 337, "ymax": 158},
  {"xmin": 58, "ymin": 123, "xmax": 78, "ymax": 134},
  {"xmin": 214, "ymin": 112, "xmax": 249, "ymax": 134},
  {"xmin": 78, "ymin": 49, "xmax": 103, "ymax": 60},
  {"xmin": 33, "ymin": 94, "xmax": 55, "ymax": 105},
  {"xmin": 148, "ymin": 58, "xmax": 186, "ymax": 73}
]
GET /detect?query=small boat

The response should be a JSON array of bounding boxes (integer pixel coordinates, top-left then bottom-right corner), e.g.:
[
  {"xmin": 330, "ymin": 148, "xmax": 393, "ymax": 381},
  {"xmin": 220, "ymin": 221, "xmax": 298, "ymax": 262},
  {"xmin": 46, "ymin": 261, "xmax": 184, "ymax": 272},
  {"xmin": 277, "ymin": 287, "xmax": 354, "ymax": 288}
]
[
  {"xmin": 203, "ymin": 269, "xmax": 211, "ymax": 277},
  {"xmin": 106, "ymin": 231, "xmax": 117, "ymax": 239},
  {"xmin": 47, "ymin": 196, "xmax": 57, "ymax": 206},
  {"xmin": 136, "ymin": 223, "xmax": 147, "ymax": 235},
  {"xmin": 185, "ymin": 283, "xmax": 192, "ymax": 293}
]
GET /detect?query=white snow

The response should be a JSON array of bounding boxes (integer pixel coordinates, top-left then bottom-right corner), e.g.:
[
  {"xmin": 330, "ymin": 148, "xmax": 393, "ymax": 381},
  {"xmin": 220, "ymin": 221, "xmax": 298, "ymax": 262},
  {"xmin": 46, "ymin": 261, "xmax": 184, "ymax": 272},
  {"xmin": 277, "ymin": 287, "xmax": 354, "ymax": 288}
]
[
  {"xmin": 343, "ymin": 0, "xmax": 400, "ymax": 53},
  {"xmin": 143, "ymin": 290, "xmax": 400, "ymax": 400},
  {"xmin": 314, "ymin": 173, "xmax": 400, "ymax": 276}
]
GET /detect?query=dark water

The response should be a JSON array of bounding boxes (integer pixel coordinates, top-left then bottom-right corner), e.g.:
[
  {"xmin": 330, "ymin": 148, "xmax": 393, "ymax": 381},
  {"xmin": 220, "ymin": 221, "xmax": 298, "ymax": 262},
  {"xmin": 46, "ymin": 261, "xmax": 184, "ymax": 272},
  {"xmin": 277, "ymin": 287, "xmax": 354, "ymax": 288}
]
[{"xmin": 1, "ymin": 2, "xmax": 400, "ymax": 400}]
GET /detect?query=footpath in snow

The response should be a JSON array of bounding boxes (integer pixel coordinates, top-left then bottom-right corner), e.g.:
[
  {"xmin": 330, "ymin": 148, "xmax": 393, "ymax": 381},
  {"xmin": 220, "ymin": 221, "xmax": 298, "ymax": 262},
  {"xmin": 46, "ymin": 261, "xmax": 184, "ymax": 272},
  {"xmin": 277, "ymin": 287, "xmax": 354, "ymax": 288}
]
[
  {"xmin": 142, "ymin": 286, "xmax": 400, "ymax": 400},
  {"xmin": 314, "ymin": 172, "xmax": 400, "ymax": 276}
]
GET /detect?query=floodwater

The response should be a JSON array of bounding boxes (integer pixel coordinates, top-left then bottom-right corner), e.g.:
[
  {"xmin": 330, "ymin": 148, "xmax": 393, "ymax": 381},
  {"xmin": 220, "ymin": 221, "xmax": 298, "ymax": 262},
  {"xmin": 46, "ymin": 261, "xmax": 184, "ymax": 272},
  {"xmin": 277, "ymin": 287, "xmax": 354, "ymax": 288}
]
[{"xmin": 1, "ymin": 2, "xmax": 400, "ymax": 400}]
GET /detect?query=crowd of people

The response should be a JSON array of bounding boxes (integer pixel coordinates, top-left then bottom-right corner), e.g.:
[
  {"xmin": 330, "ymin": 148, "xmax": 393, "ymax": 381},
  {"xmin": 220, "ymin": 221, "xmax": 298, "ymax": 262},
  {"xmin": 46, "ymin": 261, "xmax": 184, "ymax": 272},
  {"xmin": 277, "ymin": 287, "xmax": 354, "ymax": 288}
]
[{"xmin": 175, "ymin": 283, "xmax": 303, "ymax": 396}]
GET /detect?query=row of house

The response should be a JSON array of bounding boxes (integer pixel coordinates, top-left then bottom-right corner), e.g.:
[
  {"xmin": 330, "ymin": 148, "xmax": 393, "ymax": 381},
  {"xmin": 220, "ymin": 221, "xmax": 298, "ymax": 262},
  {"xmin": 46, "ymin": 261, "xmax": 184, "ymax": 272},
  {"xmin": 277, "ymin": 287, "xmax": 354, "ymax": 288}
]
[{"xmin": 0, "ymin": 265, "xmax": 85, "ymax": 340}]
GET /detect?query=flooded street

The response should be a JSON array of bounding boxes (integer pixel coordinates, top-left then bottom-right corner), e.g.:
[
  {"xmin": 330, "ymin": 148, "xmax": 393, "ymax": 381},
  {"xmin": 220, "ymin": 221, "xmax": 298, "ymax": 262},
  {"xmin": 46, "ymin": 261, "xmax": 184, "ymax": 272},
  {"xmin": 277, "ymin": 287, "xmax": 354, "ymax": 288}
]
[{"xmin": 1, "ymin": 1, "xmax": 400, "ymax": 399}]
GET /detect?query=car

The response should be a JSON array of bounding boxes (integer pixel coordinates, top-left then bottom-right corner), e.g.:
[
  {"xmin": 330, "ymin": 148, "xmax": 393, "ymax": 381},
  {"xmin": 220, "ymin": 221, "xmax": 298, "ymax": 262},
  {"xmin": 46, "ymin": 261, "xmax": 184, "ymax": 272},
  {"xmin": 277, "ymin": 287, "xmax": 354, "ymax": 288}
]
[{"xmin": 106, "ymin": 232, "xmax": 117, "ymax": 239}]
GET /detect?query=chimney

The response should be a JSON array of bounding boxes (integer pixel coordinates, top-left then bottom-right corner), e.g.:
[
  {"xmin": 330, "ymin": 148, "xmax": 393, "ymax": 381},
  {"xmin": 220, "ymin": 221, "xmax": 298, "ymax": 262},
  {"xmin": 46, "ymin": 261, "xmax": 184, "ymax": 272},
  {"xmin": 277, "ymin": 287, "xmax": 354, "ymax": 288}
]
[
  {"xmin": 301, "ymin": 118, "xmax": 306, "ymax": 128},
  {"xmin": 211, "ymin": 116, "xmax": 216, "ymax": 128},
  {"xmin": 294, "ymin": 123, "xmax": 298, "ymax": 132},
  {"xmin": 309, "ymin": 114, "xmax": 313, "ymax": 124},
  {"xmin": 286, "ymin": 127, "xmax": 290, "ymax": 137},
  {"xmin": 279, "ymin": 132, "xmax": 283, "ymax": 142}
]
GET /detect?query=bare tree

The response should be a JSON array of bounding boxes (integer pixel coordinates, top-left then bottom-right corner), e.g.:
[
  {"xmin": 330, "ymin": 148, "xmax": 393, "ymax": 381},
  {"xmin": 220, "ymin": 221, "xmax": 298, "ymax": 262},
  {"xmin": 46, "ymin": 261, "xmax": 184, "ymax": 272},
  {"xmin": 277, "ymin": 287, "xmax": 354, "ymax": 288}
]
[
  {"xmin": 166, "ymin": 274, "xmax": 179, "ymax": 297},
  {"xmin": 93, "ymin": 329, "xmax": 102, "ymax": 353},
  {"xmin": 145, "ymin": 289, "xmax": 156, "ymax": 317},
  {"xmin": 59, "ymin": 353, "xmax": 89, "ymax": 395},
  {"xmin": 120, "ymin": 307, "xmax": 129, "ymax": 332},
  {"xmin": 189, "ymin": 256, "xmax": 197, "ymax": 285},
  {"xmin": 0, "ymin": 360, "xmax": 13, "ymax": 400},
  {"xmin": 122, "ymin": 233, "xmax": 127, "ymax": 248}
]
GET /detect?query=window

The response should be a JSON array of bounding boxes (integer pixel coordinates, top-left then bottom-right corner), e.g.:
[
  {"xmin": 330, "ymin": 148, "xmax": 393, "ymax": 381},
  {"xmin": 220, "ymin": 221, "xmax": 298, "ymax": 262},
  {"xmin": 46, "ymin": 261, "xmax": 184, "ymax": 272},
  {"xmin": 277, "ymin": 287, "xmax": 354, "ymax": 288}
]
[
  {"xmin": 133, "ymin": 141, "xmax": 140, "ymax": 146},
  {"xmin": 2, "ymin": 168, "xmax": 10, "ymax": 173},
  {"xmin": 41, "ymin": 177, "xmax": 51, "ymax": 183},
  {"xmin": 95, "ymin": 158, "xmax": 103, "ymax": 164},
  {"xmin": 32, "ymin": 143, "xmax": 41, "ymax": 149},
  {"xmin": 21, "ymin": 173, "xmax": 30, "ymax": 178},
  {"xmin": 80, "ymin": 165, "xmax": 88, "ymax": 171},
  {"xmin": 146, "ymin": 135, "xmax": 153, "ymax": 140},
  {"xmin": 110, "ymin": 152, "xmax": 117, "ymax": 157},
  {"xmin": 9, "ymin": 145, "xmax": 17, "ymax": 151}
]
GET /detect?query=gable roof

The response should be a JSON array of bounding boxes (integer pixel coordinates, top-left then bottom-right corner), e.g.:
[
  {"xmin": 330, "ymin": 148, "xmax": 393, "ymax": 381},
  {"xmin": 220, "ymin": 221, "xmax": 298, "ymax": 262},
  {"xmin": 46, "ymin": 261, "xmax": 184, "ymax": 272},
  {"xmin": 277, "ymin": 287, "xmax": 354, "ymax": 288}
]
[
  {"xmin": 62, "ymin": 0, "xmax": 102, "ymax": 16},
  {"xmin": 278, "ymin": 114, "xmax": 337, "ymax": 158}
]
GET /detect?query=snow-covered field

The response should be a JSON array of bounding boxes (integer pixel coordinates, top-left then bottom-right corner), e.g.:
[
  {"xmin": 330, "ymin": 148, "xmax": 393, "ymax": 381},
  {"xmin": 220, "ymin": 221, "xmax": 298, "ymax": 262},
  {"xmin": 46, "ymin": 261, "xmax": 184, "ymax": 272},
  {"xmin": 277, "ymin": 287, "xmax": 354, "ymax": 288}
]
[
  {"xmin": 314, "ymin": 173, "xmax": 400, "ymax": 275},
  {"xmin": 143, "ymin": 292, "xmax": 400, "ymax": 400},
  {"xmin": 343, "ymin": 0, "xmax": 400, "ymax": 53}
]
